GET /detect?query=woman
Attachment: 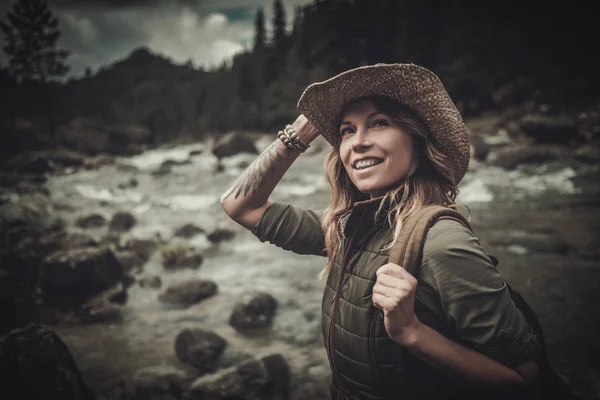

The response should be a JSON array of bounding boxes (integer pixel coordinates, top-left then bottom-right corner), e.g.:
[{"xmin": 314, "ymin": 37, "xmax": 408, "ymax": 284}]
[{"xmin": 221, "ymin": 63, "xmax": 541, "ymax": 399}]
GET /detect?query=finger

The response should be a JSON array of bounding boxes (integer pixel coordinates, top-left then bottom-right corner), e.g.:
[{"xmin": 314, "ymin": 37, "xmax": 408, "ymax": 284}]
[
  {"xmin": 376, "ymin": 263, "xmax": 407, "ymax": 278},
  {"xmin": 375, "ymin": 275, "xmax": 415, "ymax": 291},
  {"xmin": 373, "ymin": 282, "xmax": 411, "ymax": 298},
  {"xmin": 376, "ymin": 264, "xmax": 416, "ymax": 286},
  {"xmin": 372, "ymin": 292, "xmax": 402, "ymax": 310}
]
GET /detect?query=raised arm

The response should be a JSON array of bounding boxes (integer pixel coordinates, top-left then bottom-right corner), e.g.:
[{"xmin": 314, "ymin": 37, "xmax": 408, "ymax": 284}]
[{"xmin": 220, "ymin": 115, "xmax": 320, "ymax": 230}]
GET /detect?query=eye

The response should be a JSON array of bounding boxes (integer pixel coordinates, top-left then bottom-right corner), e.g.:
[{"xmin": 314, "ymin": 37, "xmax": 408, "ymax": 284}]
[
  {"xmin": 372, "ymin": 119, "xmax": 389, "ymax": 128},
  {"xmin": 340, "ymin": 127, "xmax": 355, "ymax": 136}
]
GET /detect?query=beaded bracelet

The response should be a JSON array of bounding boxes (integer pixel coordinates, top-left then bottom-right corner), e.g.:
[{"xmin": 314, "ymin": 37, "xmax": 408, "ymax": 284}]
[{"xmin": 277, "ymin": 125, "xmax": 311, "ymax": 153}]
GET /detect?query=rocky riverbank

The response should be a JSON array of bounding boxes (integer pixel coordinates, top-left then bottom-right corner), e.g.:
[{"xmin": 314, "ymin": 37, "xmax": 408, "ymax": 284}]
[{"xmin": 1, "ymin": 104, "xmax": 599, "ymax": 399}]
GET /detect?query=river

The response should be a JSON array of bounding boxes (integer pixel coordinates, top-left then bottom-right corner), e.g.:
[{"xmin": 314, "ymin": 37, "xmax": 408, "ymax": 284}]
[{"xmin": 43, "ymin": 136, "xmax": 600, "ymax": 399}]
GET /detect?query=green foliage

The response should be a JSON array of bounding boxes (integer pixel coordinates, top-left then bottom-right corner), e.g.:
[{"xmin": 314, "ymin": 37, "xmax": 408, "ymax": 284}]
[
  {"xmin": 0, "ymin": 0, "xmax": 70, "ymax": 82},
  {"xmin": 2, "ymin": 0, "xmax": 597, "ymax": 152}
]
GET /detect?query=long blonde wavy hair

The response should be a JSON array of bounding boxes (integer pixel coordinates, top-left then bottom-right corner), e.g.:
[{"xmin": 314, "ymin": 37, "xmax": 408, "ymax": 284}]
[{"xmin": 320, "ymin": 96, "xmax": 459, "ymax": 278}]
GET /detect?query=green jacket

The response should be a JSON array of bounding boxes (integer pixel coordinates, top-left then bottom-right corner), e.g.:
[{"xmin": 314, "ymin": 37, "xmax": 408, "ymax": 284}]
[{"xmin": 252, "ymin": 197, "xmax": 540, "ymax": 399}]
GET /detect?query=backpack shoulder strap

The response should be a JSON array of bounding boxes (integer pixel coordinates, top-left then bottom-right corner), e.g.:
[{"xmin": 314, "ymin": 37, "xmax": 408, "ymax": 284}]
[{"xmin": 388, "ymin": 205, "xmax": 472, "ymax": 277}]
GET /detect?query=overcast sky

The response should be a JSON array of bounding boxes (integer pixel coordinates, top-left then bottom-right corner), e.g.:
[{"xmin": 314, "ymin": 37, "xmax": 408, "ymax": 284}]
[{"xmin": 0, "ymin": 0, "xmax": 313, "ymax": 78}]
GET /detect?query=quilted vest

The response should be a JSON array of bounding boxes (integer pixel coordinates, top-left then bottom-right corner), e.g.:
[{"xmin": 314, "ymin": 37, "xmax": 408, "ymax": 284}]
[{"xmin": 321, "ymin": 198, "xmax": 485, "ymax": 400}]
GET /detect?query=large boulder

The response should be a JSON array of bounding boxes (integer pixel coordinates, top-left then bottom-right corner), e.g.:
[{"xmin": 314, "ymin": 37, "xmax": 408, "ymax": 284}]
[
  {"xmin": 212, "ymin": 133, "xmax": 258, "ymax": 159},
  {"xmin": 109, "ymin": 211, "xmax": 136, "ymax": 233},
  {"xmin": 158, "ymin": 279, "xmax": 217, "ymax": 306},
  {"xmin": 207, "ymin": 228, "xmax": 236, "ymax": 244},
  {"xmin": 186, "ymin": 354, "xmax": 290, "ymax": 400},
  {"xmin": 229, "ymin": 291, "xmax": 278, "ymax": 332},
  {"xmin": 173, "ymin": 223, "xmax": 205, "ymax": 239},
  {"xmin": 488, "ymin": 145, "xmax": 564, "ymax": 169},
  {"xmin": 124, "ymin": 237, "xmax": 159, "ymax": 262},
  {"xmin": 139, "ymin": 275, "xmax": 162, "ymax": 289},
  {"xmin": 175, "ymin": 328, "xmax": 227, "ymax": 373},
  {"xmin": 161, "ymin": 245, "xmax": 204, "ymax": 271},
  {"xmin": 518, "ymin": 113, "xmax": 579, "ymax": 145},
  {"xmin": 133, "ymin": 364, "xmax": 191, "ymax": 400},
  {"xmin": 75, "ymin": 213, "xmax": 107, "ymax": 229},
  {"xmin": 469, "ymin": 134, "xmax": 490, "ymax": 161},
  {"xmin": 40, "ymin": 246, "xmax": 124, "ymax": 300},
  {"xmin": 113, "ymin": 249, "xmax": 146, "ymax": 273},
  {"xmin": 4, "ymin": 148, "xmax": 85, "ymax": 175},
  {"xmin": 15, "ymin": 230, "xmax": 99, "ymax": 257},
  {"xmin": 0, "ymin": 193, "xmax": 63, "ymax": 248},
  {"xmin": 0, "ymin": 323, "xmax": 96, "ymax": 400}
]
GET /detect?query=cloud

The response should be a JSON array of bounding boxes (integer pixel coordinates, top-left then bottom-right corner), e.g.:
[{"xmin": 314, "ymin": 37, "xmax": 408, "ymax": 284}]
[{"xmin": 0, "ymin": 0, "xmax": 313, "ymax": 78}]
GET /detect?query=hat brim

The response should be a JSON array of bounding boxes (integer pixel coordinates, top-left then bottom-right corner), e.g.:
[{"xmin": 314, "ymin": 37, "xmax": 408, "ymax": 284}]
[{"xmin": 297, "ymin": 63, "xmax": 470, "ymax": 184}]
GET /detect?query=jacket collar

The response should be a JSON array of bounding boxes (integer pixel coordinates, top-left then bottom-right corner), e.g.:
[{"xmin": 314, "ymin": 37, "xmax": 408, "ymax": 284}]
[{"xmin": 340, "ymin": 195, "xmax": 393, "ymax": 239}]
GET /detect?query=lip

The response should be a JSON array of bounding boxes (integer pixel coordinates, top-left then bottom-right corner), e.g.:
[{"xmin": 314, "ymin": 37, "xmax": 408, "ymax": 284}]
[{"xmin": 352, "ymin": 157, "xmax": 384, "ymax": 170}]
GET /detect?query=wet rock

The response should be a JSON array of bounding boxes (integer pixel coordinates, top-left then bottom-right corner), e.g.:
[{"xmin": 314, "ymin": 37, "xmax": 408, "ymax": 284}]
[
  {"xmin": 117, "ymin": 177, "xmax": 139, "ymax": 189},
  {"xmin": 0, "ymin": 323, "xmax": 96, "ymax": 400},
  {"xmin": 114, "ymin": 249, "xmax": 146, "ymax": 273},
  {"xmin": 109, "ymin": 211, "xmax": 136, "ymax": 233},
  {"xmin": 469, "ymin": 134, "xmax": 490, "ymax": 161},
  {"xmin": 116, "ymin": 163, "xmax": 140, "ymax": 173},
  {"xmin": 189, "ymin": 149, "xmax": 203, "ymax": 157},
  {"xmin": 133, "ymin": 364, "xmax": 191, "ymax": 400},
  {"xmin": 212, "ymin": 132, "xmax": 258, "ymax": 159},
  {"xmin": 293, "ymin": 364, "xmax": 331, "ymax": 400},
  {"xmin": 214, "ymin": 346, "xmax": 253, "ymax": 370},
  {"xmin": 75, "ymin": 213, "xmax": 107, "ymax": 229},
  {"xmin": 0, "ymin": 193, "xmax": 52, "ymax": 230},
  {"xmin": 207, "ymin": 228, "xmax": 236, "ymax": 244},
  {"xmin": 161, "ymin": 245, "xmax": 204, "ymax": 271},
  {"xmin": 572, "ymin": 145, "xmax": 600, "ymax": 164},
  {"xmin": 175, "ymin": 328, "xmax": 227, "ymax": 373},
  {"xmin": 151, "ymin": 163, "xmax": 172, "ymax": 176},
  {"xmin": 0, "ymin": 171, "xmax": 47, "ymax": 187},
  {"xmin": 15, "ymin": 230, "xmax": 99, "ymax": 257},
  {"xmin": 122, "ymin": 273, "xmax": 136, "ymax": 288},
  {"xmin": 161, "ymin": 159, "xmax": 191, "ymax": 169},
  {"xmin": 158, "ymin": 279, "xmax": 217, "ymax": 306},
  {"xmin": 173, "ymin": 223, "xmax": 205, "ymax": 239},
  {"xmin": 79, "ymin": 303, "xmax": 124, "ymax": 324},
  {"xmin": 488, "ymin": 145, "xmax": 563, "ymax": 169},
  {"xmin": 4, "ymin": 149, "xmax": 85, "ymax": 174},
  {"xmin": 125, "ymin": 237, "xmax": 159, "ymax": 262},
  {"xmin": 41, "ymin": 247, "xmax": 124, "ymax": 300},
  {"xmin": 83, "ymin": 154, "xmax": 115, "ymax": 170},
  {"xmin": 186, "ymin": 354, "xmax": 289, "ymax": 400},
  {"xmin": 518, "ymin": 114, "xmax": 579, "ymax": 145},
  {"xmin": 229, "ymin": 291, "xmax": 278, "ymax": 332},
  {"xmin": 139, "ymin": 275, "xmax": 162, "ymax": 289}
]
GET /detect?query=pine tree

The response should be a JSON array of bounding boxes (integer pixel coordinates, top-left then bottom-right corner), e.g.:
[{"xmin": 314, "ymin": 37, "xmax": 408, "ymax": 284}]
[
  {"xmin": 253, "ymin": 7, "xmax": 266, "ymax": 51},
  {"xmin": 0, "ymin": 0, "xmax": 70, "ymax": 83},
  {"xmin": 272, "ymin": 0, "xmax": 287, "ymax": 51},
  {"xmin": 0, "ymin": 0, "xmax": 70, "ymax": 136}
]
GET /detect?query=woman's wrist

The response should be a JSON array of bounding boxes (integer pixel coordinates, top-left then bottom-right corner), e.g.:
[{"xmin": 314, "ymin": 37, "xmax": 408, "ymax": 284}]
[
  {"xmin": 391, "ymin": 318, "xmax": 424, "ymax": 349},
  {"xmin": 290, "ymin": 114, "xmax": 320, "ymax": 144}
]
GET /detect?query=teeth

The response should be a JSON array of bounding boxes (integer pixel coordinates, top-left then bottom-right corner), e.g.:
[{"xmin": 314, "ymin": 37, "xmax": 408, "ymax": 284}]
[{"xmin": 354, "ymin": 159, "xmax": 381, "ymax": 170}]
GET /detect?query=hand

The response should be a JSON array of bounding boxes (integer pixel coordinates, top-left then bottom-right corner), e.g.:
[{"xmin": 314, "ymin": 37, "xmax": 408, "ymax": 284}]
[
  {"xmin": 290, "ymin": 114, "xmax": 320, "ymax": 144},
  {"xmin": 372, "ymin": 263, "xmax": 421, "ymax": 345}
]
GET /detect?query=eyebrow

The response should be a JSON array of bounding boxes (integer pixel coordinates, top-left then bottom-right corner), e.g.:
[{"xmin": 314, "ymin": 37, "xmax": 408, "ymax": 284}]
[{"xmin": 339, "ymin": 112, "xmax": 384, "ymax": 126}]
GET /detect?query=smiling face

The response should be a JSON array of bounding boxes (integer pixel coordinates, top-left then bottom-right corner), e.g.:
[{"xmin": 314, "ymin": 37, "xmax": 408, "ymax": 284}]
[{"xmin": 338, "ymin": 99, "xmax": 420, "ymax": 198}]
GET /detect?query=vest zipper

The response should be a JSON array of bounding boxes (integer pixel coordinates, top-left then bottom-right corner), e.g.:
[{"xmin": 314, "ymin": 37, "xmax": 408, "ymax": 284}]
[
  {"xmin": 328, "ymin": 212, "xmax": 363, "ymax": 400},
  {"xmin": 369, "ymin": 309, "xmax": 384, "ymax": 382}
]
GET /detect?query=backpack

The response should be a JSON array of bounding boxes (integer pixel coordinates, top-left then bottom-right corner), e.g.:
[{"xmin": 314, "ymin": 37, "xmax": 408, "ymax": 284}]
[{"xmin": 387, "ymin": 205, "xmax": 573, "ymax": 399}]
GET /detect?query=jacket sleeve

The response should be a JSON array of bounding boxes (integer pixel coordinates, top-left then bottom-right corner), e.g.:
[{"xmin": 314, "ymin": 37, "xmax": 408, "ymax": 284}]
[
  {"xmin": 420, "ymin": 219, "xmax": 541, "ymax": 367},
  {"xmin": 251, "ymin": 201, "xmax": 327, "ymax": 257}
]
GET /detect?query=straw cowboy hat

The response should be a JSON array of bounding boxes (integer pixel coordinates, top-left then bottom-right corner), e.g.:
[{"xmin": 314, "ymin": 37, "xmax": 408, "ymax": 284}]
[{"xmin": 297, "ymin": 63, "xmax": 470, "ymax": 185}]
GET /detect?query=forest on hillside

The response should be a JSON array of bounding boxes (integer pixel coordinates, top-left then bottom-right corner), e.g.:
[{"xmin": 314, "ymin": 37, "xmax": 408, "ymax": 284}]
[{"xmin": 1, "ymin": 0, "xmax": 598, "ymax": 159}]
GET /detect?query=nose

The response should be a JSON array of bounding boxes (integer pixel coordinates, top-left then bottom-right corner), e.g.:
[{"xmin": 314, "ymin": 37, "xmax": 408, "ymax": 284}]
[{"xmin": 350, "ymin": 126, "xmax": 372, "ymax": 152}]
